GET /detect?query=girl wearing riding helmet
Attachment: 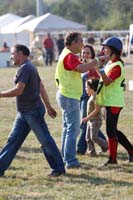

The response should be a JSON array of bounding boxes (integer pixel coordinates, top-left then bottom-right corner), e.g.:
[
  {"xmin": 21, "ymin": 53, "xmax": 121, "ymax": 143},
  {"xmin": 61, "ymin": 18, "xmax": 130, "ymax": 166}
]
[{"xmin": 95, "ymin": 36, "xmax": 133, "ymax": 166}]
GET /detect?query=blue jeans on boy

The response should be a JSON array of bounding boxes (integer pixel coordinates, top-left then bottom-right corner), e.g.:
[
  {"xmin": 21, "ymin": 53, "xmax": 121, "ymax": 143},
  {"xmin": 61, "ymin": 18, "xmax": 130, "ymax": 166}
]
[
  {"xmin": 0, "ymin": 106, "xmax": 65, "ymax": 175},
  {"xmin": 56, "ymin": 91, "xmax": 80, "ymax": 168}
]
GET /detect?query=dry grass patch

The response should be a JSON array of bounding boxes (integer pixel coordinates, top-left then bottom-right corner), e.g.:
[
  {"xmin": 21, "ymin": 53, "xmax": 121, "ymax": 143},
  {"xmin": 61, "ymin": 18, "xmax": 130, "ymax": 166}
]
[{"xmin": 0, "ymin": 57, "xmax": 133, "ymax": 200}]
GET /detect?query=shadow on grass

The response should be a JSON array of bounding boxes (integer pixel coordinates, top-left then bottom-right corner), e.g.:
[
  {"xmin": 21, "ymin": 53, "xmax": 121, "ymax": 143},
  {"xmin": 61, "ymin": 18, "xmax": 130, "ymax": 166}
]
[
  {"xmin": 47, "ymin": 172, "xmax": 133, "ymax": 188},
  {"xmin": 20, "ymin": 146, "xmax": 41, "ymax": 153}
]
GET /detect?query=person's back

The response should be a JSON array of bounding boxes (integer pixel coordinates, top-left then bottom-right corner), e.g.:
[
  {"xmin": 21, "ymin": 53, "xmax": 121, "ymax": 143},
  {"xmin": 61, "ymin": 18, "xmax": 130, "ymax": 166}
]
[
  {"xmin": 87, "ymin": 95, "xmax": 101, "ymax": 121},
  {"xmin": 57, "ymin": 34, "xmax": 64, "ymax": 55}
]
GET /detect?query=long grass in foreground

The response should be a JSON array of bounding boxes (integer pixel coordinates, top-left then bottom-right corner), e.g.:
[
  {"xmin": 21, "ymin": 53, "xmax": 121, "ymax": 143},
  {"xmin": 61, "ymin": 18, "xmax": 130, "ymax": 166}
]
[{"xmin": 0, "ymin": 58, "xmax": 133, "ymax": 200}]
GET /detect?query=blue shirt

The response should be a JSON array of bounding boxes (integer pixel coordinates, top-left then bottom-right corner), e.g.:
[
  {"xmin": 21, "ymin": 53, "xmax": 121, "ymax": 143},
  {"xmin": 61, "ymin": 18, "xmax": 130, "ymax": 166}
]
[
  {"xmin": 80, "ymin": 72, "xmax": 89, "ymax": 101},
  {"xmin": 15, "ymin": 60, "xmax": 43, "ymax": 112}
]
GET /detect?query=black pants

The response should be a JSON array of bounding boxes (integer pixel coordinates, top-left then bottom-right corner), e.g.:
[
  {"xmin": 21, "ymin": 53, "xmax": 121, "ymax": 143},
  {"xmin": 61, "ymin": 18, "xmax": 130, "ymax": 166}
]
[{"xmin": 105, "ymin": 107, "xmax": 132, "ymax": 152}]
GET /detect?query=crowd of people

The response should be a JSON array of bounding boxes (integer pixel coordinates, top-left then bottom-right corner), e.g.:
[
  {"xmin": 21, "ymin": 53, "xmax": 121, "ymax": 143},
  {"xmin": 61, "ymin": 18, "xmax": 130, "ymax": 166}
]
[{"xmin": 0, "ymin": 31, "xmax": 132, "ymax": 178}]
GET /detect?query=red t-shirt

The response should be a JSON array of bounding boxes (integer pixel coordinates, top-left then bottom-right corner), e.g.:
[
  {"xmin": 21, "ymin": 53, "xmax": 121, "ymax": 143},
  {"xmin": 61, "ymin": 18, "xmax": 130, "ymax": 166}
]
[
  {"xmin": 43, "ymin": 38, "xmax": 53, "ymax": 49},
  {"xmin": 63, "ymin": 53, "xmax": 81, "ymax": 70}
]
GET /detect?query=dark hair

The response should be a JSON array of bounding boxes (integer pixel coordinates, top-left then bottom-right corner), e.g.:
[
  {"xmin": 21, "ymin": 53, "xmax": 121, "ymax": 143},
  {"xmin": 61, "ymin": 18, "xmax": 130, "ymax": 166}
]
[
  {"xmin": 86, "ymin": 79, "xmax": 99, "ymax": 92},
  {"xmin": 83, "ymin": 44, "xmax": 95, "ymax": 59},
  {"xmin": 109, "ymin": 46, "xmax": 124, "ymax": 64},
  {"xmin": 65, "ymin": 32, "xmax": 81, "ymax": 46},
  {"xmin": 14, "ymin": 44, "xmax": 30, "ymax": 56}
]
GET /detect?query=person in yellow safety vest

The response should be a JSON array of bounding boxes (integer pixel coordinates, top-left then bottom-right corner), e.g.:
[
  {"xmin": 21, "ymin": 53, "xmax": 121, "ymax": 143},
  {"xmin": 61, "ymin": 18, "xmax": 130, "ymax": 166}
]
[
  {"xmin": 95, "ymin": 36, "xmax": 133, "ymax": 166},
  {"xmin": 55, "ymin": 32, "xmax": 108, "ymax": 169}
]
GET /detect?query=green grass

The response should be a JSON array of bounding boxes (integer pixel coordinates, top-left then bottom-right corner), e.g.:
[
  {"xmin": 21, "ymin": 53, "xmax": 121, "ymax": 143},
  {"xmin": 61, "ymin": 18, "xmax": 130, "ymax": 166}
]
[{"xmin": 0, "ymin": 57, "xmax": 133, "ymax": 200}]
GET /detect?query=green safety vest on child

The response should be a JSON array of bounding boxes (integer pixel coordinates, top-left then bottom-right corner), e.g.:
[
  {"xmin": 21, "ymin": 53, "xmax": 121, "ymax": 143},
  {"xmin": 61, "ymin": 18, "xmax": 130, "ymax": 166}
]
[{"xmin": 96, "ymin": 61, "xmax": 125, "ymax": 107}]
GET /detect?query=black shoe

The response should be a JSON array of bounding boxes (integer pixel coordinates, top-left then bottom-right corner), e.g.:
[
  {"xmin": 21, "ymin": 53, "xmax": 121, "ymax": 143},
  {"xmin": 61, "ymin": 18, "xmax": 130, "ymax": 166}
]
[
  {"xmin": 66, "ymin": 164, "xmax": 81, "ymax": 169},
  {"xmin": 48, "ymin": 171, "xmax": 66, "ymax": 177},
  {"xmin": 0, "ymin": 172, "xmax": 4, "ymax": 177},
  {"xmin": 101, "ymin": 158, "xmax": 117, "ymax": 167},
  {"xmin": 77, "ymin": 151, "xmax": 85, "ymax": 155},
  {"xmin": 127, "ymin": 154, "xmax": 133, "ymax": 163},
  {"xmin": 101, "ymin": 146, "xmax": 108, "ymax": 152}
]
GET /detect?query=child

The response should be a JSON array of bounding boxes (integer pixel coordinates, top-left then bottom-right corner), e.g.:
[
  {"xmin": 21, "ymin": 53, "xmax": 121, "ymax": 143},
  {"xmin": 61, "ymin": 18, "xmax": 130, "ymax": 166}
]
[{"xmin": 81, "ymin": 79, "xmax": 108, "ymax": 156}]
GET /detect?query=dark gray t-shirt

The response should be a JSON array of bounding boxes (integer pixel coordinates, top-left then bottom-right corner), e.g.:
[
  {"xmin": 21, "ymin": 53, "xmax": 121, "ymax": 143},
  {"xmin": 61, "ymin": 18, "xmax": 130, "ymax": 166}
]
[{"xmin": 15, "ymin": 60, "xmax": 43, "ymax": 112}]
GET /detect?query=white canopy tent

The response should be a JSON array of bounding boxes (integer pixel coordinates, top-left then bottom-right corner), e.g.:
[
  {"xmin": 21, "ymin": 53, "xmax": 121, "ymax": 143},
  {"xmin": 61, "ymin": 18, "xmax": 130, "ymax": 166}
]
[
  {"xmin": 0, "ymin": 15, "xmax": 35, "ymax": 48},
  {"xmin": 0, "ymin": 13, "xmax": 22, "ymax": 47},
  {"xmin": 17, "ymin": 12, "xmax": 87, "ymax": 33},
  {"xmin": 1, "ymin": 15, "xmax": 35, "ymax": 34},
  {"xmin": 16, "ymin": 12, "xmax": 87, "ymax": 48},
  {"xmin": 0, "ymin": 13, "xmax": 22, "ymax": 30}
]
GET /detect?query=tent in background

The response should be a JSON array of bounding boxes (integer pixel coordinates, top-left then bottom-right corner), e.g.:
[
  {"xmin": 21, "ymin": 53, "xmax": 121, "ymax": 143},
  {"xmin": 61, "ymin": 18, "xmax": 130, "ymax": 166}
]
[
  {"xmin": 0, "ymin": 15, "xmax": 35, "ymax": 48},
  {"xmin": 1, "ymin": 15, "xmax": 35, "ymax": 34},
  {"xmin": 16, "ymin": 12, "xmax": 87, "ymax": 47},
  {"xmin": 0, "ymin": 13, "xmax": 22, "ymax": 30},
  {"xmin": 17, "ymin": 12, "xmax": 87, "ymax": 33},
  {"xmin": 0, "ymin": 13, "xmax": 22, "ymax": 47}
]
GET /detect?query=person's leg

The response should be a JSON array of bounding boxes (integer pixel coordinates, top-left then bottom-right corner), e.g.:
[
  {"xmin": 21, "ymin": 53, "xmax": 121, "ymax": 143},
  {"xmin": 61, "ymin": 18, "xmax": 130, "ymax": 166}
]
[
  {"xmin": 103, "ymin": 107, "xmax": 119, "ymax": 165},
  {"xmin": 45, "ymin": 49, "xmax": 49, "ymax": 66},
  {"xmin": 49, "ymin": 49, "xmax": 53, "ymax": 66},
  {"xmin": 56, "ymin": 92, "xmax": 80, "ymax": 168},
  {"xmin": 23, "ymin": 106, "xmax": 65, "ymax": 174},
  {"xmin": 0, "ymin": 113, "xmax": 30, "ymax": 176},
  {"xmin": 98, "ymin": 129, "xmax": 107, "ymax": 141},
  {"xmin": 86, "ymin": 123, "xmax": 96, "ymax": 155},
  {"xmin": 117, "ymin": 130, "xmax": 133, "ymax": 162},
  {"xmin": 77, "ymin": 98, "xmax": 88, "ymax": 154},
  {"xmin": 60, "ymin": 111, "xmax": 67, "ymax": 160},
  {"xmin": 91, "ymin": 120, "xmax": 108, "ymax": 149}
]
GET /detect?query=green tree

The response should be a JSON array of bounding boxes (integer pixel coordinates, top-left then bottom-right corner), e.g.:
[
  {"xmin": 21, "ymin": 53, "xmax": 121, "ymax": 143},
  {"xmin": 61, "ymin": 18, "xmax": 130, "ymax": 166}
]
[{"xmin": 0, "ymin": 0, "xmax": 133, "ymax": 30}]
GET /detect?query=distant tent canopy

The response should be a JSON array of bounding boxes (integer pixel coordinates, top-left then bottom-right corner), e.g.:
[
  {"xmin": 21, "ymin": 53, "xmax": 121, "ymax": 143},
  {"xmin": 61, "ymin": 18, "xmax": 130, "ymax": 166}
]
[
  {"xmin": 0, "ymin": 13, "xmax": 22, "ymax": 30},
  {"xmin": 1, "ymin": 15, "xmax": 35, "ymax": 34},
  {"xmin": 0, "ymin": 14, "xmax": 35, "ymax": 48},
  {"xmin": 16, "ymin": 12, "xmax": 87, "ymax": 33}
]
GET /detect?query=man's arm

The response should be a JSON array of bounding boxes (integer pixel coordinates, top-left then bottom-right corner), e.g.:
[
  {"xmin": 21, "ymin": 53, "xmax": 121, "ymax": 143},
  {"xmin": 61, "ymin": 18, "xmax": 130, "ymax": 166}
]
[
  {"xmin": 40, "ymin": 80, "xmax": 57, "ymax": 118},
  {"xmin": 76, "ymin": 55, "xmax": 109, "ymax": 73},
  {"xmin": 0, "ymin": 82, "xmax": 25, "ymax": 97}
]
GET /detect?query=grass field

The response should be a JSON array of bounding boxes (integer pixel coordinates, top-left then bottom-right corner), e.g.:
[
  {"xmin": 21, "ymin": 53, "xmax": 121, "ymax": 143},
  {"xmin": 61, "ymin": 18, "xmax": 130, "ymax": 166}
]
[{"xmin": 0, "ymin": 56, "xmax": 133, "ymax": 200}]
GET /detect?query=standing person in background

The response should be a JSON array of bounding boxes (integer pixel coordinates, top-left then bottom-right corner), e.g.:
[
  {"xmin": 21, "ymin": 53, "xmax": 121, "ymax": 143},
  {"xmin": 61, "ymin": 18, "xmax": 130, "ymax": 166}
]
[
  {"xmin": 81, "ymin": 79, "xmax": 108, "ymax": 156},
  {"xmin": 87, "ymin": 34, "xmax": 95, "ymax": 45},
  {"xmin": 77, "ymin": 44, "xmax": 107, "ymax": 155},
  {"xmin": 0, "ymin": 42, "xmax": 10, "ymax": 52},
  {"xmin": 55, "ymin": 32, "xmax": 107, "ymax": 169},
  {"xmin": 57, "ymin": 34, "xmax": 64, "ymax": 56},
  {"xmin": 43, "ymin": 33, "xmax": 54, "ymax": 66},
  {"xmin": 0, "ymin": 44, "xmax": 65, "ymax": 177},
  {"xmin": 95, "ymin": 36, "xmax": 133, "ymax": 166}
]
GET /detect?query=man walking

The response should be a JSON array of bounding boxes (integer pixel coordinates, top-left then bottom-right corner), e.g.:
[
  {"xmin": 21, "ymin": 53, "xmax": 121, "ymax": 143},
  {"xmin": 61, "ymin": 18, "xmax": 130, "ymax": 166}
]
[{"xmin": 0, "ymin": 44, "xmax": 65, "ymax": 177}]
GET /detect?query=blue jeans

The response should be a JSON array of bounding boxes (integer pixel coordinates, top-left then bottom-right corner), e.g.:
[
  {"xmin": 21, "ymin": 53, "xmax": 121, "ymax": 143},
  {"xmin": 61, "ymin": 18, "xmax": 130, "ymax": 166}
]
[
  {"xmin": 0, "ymin": 106, "xmax": 65, "ymax": 175},
  {"xmin": 45, "ymin": 48, "xmax": 53, "ymax": 66},
  {"xmin": 56, "ymin": 91, "xmax": 80, "ymax": 167},
  {"xmin": 77, "ymin": 97, "xmax": 107, "ymax": 154},
  {"xmin": 77, "ymin": 97, "xmax": 89, "ymax": 154}
]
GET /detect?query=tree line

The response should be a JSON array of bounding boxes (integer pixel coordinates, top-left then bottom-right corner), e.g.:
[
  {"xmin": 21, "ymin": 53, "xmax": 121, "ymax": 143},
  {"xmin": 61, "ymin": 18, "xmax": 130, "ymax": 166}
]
[{"xmin": 0, "ymin": 0, "xmax": 133, "ymax": 30}]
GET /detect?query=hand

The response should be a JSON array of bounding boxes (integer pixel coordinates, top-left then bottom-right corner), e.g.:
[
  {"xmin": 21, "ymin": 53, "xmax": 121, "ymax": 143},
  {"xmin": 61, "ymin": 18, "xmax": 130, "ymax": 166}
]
[
  {"xmin": 81, "ymin": 117, "xmax": 89, "ymax": 124},
  {"xmin": 99, "ymin": 55, "xmax": 110, "ymax": 63},
  {"xmin": 47, "ymin": 106, "xmax": 57, "ymax": 119}
]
